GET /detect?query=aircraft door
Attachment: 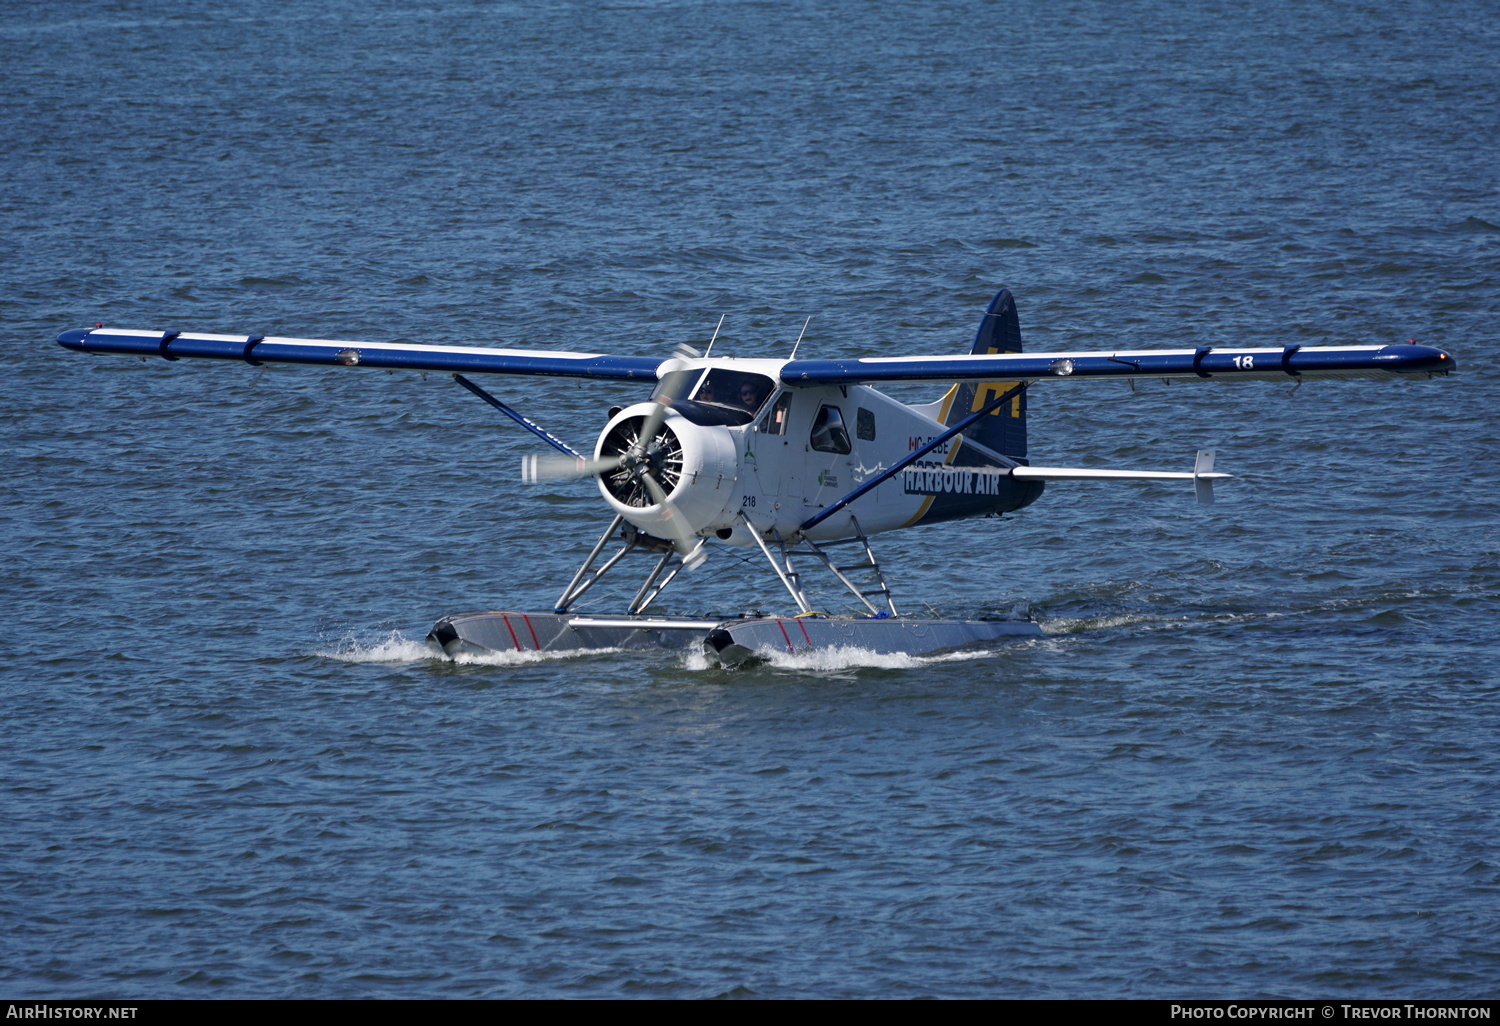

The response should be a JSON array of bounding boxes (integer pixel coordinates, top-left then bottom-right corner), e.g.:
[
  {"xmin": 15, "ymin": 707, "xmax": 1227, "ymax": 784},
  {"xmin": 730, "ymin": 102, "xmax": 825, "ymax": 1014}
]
[
  {"xmin": 804, "ymin": 402, "xmax": 855, "ymax": 518},
  {"xmin": 744, "ymin": 390, "xmax": 799, "ymax": 528}
]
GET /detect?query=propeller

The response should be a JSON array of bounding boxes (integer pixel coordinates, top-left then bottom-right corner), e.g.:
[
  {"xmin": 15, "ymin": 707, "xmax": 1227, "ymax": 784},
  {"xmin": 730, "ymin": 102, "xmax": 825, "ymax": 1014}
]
[
  {"xmin": 521, "ymin": 346, "xmax": 707, "ymax": 570},
  {"xmin": 519, "ymin": 359, "xmax": 677, "ymax": 487}
]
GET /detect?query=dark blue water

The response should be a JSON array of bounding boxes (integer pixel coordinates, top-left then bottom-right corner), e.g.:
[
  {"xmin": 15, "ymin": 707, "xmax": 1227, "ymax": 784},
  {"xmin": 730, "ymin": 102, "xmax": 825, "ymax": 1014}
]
[{"xmin": 4, "ymin": 0, "xmax": 1498, "ymax": 999}]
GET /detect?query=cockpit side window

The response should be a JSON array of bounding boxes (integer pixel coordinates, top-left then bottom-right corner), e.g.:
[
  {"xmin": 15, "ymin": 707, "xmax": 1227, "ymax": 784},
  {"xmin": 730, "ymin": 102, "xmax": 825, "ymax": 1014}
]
[
  {"xmin": 755, "ymin": 391, "xmax": 793, "ymax": 435},
  {"xmin": 810, "ymin": 404, "xmax": 852, "ymax": 455}
]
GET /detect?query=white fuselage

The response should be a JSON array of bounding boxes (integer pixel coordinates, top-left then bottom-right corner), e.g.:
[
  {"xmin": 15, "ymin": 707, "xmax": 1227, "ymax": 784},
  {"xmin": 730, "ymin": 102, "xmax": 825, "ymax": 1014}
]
[{"xmin": 593, "ymin": 357, "xmax": 1039, "ymax": 547}]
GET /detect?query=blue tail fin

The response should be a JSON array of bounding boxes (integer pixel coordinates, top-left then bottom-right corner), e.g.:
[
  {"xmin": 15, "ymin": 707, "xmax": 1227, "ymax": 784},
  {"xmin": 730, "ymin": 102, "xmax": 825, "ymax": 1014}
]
[{"xmin": 942, "ymin": 288, "xmax": 1028, "ymax": 463}]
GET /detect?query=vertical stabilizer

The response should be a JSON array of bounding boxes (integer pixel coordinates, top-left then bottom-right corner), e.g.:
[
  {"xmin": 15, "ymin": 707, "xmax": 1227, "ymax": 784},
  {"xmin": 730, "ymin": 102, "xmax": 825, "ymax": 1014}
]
[{"xmin": 941, "ymin": 288, "xmax": 1029, "ymax": 463}]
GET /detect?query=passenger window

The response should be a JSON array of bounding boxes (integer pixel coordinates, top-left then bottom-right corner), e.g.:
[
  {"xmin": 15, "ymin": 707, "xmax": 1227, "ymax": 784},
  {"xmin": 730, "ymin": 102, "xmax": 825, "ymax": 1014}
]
[
  {"xmin": 856, "ymin": 407, "xmax": 876, "ymax": 441},
  {"xmin": 810, "ymin": 404, "xmax": 852, "ymax": 455}
]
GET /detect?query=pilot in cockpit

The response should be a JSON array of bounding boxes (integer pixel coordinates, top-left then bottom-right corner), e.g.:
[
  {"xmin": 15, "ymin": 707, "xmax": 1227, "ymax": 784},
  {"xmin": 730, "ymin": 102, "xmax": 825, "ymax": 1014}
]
[{"xmin": 737, "ymin": 381, "xmax": 767, "ymax": 412}]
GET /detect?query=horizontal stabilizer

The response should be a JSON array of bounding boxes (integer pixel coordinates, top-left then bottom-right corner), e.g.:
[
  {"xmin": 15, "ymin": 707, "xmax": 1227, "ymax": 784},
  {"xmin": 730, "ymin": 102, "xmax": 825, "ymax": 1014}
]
[
  {"xmin": 1011, "ymin": 467, "xmax": 1230, "ymax": 481},
  {"xmin": 1013, "ymin": 450, "xmax": 1228, "ymax": 505}
]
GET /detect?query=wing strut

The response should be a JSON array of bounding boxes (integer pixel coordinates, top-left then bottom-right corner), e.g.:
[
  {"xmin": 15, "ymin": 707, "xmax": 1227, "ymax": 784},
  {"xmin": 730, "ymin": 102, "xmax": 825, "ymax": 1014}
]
[
  {"xmin": 799, "ymin": 382, "xmax": 1029, "ymax": 533},
  {"xmin": 453, "ymin": 374, "xmax": 581, "ymax": 458}
]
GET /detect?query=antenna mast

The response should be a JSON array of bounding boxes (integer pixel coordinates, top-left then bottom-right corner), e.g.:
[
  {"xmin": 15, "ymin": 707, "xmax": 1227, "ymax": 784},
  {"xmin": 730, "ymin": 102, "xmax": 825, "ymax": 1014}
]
[
  {"xmin": 703, "ymin": 314, "xmax": 726, "ymax": 358},
  {"xmin": 788, "ymin": 316, "xmax": 812, "ymax": 358}
]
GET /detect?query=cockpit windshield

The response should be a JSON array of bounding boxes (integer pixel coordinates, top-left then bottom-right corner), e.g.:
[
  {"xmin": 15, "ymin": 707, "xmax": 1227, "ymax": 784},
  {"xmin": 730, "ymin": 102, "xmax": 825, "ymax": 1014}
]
[
  {"xmin": 651, "ymin": 369, "xmax": 780, "ymax": 426},
  {"xmin": 693, "ymin": 369, "xmax": 774, "ymax": 416},
  {"xmin": 653, "ymin": 368, "xmax": 777, "ymax": 427},
  {"xmin": 652, "ymin": 367, "xmax": 701, "ymax": 405}
]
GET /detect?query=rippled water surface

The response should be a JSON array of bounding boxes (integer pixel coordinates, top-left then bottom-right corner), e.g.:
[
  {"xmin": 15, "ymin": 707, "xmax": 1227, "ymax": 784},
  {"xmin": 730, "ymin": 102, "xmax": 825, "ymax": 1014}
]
[{"xmin": 4, "ymin": 0, "xmax": 1498, "ymax": 1000}]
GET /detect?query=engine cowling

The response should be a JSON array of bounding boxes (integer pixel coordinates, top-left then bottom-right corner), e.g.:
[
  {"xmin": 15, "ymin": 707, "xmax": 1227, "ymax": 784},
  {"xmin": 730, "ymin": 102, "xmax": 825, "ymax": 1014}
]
[{"xmin": 594, "ymin": 403, "xmax": 740, "ymax": 542}]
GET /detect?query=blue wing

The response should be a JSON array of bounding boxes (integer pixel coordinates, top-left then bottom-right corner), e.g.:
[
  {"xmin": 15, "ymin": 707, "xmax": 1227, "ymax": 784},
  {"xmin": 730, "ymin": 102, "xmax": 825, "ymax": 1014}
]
[
  {"xmin": 780, "ymin": 344, "xmax": 1455, "ymax": 385},
  {"xmin": 56, "ymin": 328, "xmax": 664, "ymax": 381},
  {"xmin": 57, "ymin": 327, "xmax": 1455, "ymax": 384}
]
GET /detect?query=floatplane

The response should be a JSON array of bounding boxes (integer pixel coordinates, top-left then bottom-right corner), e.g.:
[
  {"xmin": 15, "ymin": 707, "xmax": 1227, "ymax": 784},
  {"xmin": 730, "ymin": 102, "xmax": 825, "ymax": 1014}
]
[{"xmin": 57, "ymin": 289, "xmax": 1455, "ymax": 665}]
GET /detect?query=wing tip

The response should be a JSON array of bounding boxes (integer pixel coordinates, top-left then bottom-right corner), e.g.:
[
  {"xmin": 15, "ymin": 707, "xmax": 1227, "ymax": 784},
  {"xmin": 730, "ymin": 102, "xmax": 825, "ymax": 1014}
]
[
  {"xmin": 56, "ymin": 328, "xmax": 93, "ymax": 351},
  {"xmin": 1378, "ymin": 343, "xmax": 1457, "ymax": 375}
]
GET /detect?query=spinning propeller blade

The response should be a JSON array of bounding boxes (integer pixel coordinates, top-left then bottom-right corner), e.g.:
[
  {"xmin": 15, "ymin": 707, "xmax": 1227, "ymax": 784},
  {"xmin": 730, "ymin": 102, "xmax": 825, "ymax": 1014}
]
[
  {"xmin": 521, "ymin": 453, "xmax": 625, "ymax": 483},
  {"xmin": 518, "ymin": 389, "xmax": 667, "ymax": 485},
  {"xmin": 639, "ymin": 471, "xmax": 707, "ymax": 570},
  {"xmin": 521, "ymin": 340, "xmax": 696, "ymax": 482}
]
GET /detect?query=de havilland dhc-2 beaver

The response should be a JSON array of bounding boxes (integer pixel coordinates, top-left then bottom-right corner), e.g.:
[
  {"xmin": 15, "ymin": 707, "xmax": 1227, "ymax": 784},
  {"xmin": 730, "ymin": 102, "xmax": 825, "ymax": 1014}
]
[{"xmin": 56, "ymin": 288, "xmax": 1455, "ymax": 665}]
